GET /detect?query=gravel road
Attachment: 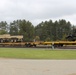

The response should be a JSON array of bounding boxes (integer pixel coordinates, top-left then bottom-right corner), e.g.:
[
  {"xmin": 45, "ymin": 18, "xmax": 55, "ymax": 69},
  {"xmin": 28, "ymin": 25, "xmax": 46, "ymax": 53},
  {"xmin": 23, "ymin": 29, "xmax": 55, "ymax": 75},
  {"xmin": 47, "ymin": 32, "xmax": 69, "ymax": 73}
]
[{"xmin": 0, "ymin": 59, "xmax": 76, "ymax": 75}]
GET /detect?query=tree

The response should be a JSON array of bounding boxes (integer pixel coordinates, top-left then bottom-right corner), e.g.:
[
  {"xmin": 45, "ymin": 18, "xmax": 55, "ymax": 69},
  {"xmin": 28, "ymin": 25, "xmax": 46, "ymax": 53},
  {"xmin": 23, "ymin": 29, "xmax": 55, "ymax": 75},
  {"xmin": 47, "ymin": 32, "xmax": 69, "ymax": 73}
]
[
  {"xmin": 9, "ymin": 21, "xmax": 19, "ymax": 35},
  {"xmin": 19, "ymin": 20, "xmax": 35, "ymax": 41},
  {"xmin": 0, "ymin": 21, "xmax": 7, "ymax": 34},
  {"xmin": 35, "ymin": 19, "xmax": 72, "ymax": 41},
  {"xmin": 35, "ymin": 20, "xmax": 54, "ymax": 41},
  {"xmin": 58, "ymin": 19, "xmax": 71, "ymax": 40}
]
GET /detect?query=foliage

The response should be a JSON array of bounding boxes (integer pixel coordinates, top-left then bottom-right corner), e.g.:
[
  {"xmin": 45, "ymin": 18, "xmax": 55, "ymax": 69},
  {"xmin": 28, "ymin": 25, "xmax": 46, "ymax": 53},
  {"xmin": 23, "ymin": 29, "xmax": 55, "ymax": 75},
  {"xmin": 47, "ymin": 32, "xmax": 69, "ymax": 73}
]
[
  {"xmin": 35, "ymin": 19, "xmax": 72, "ymax": 41},
  {"xmin": 9, "ymin": 21, "xmax": 19, "ymax": 35},
  {"xmin": 18, "ymin": 20, "xmax": 35, "ymax": 41},
  {"xmin": 9, "ymin": 20, "xmax": 35, "ymax": 41},
  {"xmin": 0, "ymin": 19, "xmax": 75, "ymax": 41},
  {"xmin": 0, "ymin": 21, "xmax": 7, "ymax": 34}
]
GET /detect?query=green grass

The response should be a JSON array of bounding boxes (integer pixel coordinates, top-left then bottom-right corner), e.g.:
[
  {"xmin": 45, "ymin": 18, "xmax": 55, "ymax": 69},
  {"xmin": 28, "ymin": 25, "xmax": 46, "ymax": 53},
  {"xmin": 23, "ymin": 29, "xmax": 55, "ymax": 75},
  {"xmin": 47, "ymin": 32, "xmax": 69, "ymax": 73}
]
[{"xmin": 0, "ymin": 48, "xmax": 76, "ymax": 59}]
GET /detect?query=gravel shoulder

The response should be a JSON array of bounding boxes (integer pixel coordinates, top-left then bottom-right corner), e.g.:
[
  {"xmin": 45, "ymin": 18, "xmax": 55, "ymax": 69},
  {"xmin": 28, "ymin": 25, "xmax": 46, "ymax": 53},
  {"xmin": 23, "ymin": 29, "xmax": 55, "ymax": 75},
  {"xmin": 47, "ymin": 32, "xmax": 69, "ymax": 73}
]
[{"xmin": 0, "ymin": 58, "xmax": 76, "ymax": 75}]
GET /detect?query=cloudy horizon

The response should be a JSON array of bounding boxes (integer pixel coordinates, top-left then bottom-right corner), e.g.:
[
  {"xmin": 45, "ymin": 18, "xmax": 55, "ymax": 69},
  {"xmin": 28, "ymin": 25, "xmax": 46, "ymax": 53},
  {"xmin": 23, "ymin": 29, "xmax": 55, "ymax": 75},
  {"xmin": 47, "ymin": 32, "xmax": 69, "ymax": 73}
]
[{"xmin": 0, "ymin": 0, "xmax": 76, "ymax": 25}]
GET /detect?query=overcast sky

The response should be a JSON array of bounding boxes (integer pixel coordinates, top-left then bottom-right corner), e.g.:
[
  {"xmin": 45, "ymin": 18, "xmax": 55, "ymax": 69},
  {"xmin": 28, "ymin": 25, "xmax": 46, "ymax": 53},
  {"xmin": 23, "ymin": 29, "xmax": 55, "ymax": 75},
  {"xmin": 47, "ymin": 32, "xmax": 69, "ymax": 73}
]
[{"xmin": 0, "ymin": 0, "xmax": 76, "ymax": 25}]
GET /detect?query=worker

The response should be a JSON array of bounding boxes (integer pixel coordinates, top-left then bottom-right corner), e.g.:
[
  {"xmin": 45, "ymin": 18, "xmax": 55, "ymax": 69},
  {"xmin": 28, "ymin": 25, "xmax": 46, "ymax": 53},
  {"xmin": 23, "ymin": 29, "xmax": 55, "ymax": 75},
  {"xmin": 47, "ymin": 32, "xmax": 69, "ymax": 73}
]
[{"xmin": 51, "ymin": 42, "xmax": 54, "ymax": 49}]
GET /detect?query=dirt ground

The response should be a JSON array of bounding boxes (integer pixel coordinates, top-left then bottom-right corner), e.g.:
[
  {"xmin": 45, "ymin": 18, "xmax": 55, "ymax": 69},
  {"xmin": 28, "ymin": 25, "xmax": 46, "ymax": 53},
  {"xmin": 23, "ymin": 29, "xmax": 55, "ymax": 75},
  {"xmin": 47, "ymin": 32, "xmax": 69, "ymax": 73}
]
[{"xmin": 0, "ymin": 58, "xmax": 76, "ymax": 75}]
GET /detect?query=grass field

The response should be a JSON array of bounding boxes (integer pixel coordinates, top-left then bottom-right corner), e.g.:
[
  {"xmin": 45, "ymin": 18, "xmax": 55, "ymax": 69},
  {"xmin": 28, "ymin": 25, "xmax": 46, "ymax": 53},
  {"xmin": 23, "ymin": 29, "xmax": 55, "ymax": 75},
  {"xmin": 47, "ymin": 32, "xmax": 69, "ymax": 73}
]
[{"xmin": 0, "ymin": 48, "xmax": 76, "ymax": 59}]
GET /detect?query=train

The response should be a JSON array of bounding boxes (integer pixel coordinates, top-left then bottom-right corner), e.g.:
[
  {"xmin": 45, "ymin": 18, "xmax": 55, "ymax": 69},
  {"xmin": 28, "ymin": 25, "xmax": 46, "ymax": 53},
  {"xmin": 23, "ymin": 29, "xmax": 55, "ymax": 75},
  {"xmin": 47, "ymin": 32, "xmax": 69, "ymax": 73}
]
[
  {"xmin": 0, "ymin": 34, "xmax": 40, "ymax": 47},
  {"xmin": 0, "ymin": 34, "xmax": 76, "ymax": 48}
]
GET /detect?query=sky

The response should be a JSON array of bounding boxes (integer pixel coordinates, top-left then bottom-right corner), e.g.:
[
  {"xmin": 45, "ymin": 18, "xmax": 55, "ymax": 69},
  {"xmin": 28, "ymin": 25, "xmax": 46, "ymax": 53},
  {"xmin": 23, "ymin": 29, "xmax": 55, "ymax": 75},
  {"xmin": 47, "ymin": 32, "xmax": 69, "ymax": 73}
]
[{"xmin": 0, "ymin": 0, "xmax": 76, "ymax": 26}]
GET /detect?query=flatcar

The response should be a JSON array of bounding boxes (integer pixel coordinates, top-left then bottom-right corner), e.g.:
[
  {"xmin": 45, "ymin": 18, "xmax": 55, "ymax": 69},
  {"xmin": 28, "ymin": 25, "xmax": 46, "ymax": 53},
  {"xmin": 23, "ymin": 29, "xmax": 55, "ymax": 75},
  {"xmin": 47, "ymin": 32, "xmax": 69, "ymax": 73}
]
[{"xmin": 0, "ymin": 34, "xmax": 76, "ymax": 48}]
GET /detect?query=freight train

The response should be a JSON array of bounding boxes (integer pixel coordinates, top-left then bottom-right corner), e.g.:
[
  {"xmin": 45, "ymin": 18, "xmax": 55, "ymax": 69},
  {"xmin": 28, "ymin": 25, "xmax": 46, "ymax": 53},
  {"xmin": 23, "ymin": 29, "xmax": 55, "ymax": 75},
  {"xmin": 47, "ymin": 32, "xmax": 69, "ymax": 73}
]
[
  {"xmin": 0, "ymin": 34, "xmax": 76, "ymax": 47},
  {"xmin": 0, "ymin": 34, "xmax": 40, "ymax": 47}
]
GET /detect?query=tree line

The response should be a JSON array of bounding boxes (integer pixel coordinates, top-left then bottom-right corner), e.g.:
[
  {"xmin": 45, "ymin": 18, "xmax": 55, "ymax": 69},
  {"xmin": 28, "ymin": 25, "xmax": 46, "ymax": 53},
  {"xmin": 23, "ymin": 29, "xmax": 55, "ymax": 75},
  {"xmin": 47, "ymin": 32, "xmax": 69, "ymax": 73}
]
[{"xmin": 0, "ymin": 19, "xmax": 76, "ymax": 41}]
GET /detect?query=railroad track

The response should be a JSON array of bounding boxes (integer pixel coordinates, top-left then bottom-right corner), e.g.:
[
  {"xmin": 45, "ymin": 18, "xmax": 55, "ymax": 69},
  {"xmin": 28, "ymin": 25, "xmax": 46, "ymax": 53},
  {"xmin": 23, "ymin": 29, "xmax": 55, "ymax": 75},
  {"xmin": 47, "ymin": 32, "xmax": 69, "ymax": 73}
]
[
  {"xmin": 57, "ymin": 46, "xmax": 76, "ymax": 49},
  {"xmin": 0, "ymin": 45, "xmax": 76, "ymax": 49}
]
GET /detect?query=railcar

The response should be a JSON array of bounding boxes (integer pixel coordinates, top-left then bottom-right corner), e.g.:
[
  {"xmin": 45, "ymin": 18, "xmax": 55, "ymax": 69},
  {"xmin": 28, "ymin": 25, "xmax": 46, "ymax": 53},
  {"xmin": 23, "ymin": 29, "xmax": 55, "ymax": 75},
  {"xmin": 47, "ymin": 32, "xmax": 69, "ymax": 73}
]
[
  {"xmin": 0, "ymin": 34, "xmax": 76, "ymax": 48},
  {"xmin": 0, "ymin": 34, "xmax": 42, "ymax": 47}
]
